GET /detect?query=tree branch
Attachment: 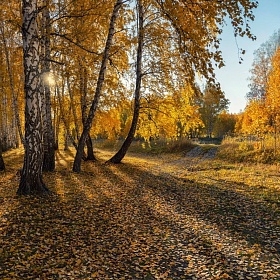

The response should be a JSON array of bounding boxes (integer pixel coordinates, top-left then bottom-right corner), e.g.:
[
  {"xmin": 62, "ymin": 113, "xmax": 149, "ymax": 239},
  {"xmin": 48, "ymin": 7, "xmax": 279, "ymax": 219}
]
[{"xmin": 51, "ymin": 32, "xmax": 101, "ymax": 55}]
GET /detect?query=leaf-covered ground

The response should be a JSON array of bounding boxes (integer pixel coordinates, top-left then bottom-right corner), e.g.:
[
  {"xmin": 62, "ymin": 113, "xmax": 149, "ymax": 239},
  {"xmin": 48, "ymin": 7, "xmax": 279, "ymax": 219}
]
[{"xmin": 0, "ymin": 148, "xmax": 280, "ymax": 279}]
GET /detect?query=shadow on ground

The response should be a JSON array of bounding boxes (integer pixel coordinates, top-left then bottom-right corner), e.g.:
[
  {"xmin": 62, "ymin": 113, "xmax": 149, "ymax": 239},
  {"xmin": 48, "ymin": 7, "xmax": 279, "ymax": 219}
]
[{"xmin": 0, "ymin": 149, "xmax": 279, "ymax": 279}]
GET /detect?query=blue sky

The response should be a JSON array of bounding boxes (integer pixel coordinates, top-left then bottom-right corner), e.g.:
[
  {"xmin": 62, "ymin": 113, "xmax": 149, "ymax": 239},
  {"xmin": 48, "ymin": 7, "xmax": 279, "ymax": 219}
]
[{"xmin": 215, "ymin": 0, "xmax": 280, "ymax": 113}]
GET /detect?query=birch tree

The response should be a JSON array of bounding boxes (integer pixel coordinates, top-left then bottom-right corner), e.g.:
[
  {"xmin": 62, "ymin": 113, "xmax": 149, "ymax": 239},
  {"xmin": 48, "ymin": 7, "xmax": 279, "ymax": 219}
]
[
  {"xmin": 108, "ymin": 0, "xmax": 144, "ymax": 163},
  {"xmin": 17, "ymin": 0, "xmax": 49, "ymax": 195},
  {"xmin": 73, "ymin": 0, "xmax": 124, "ymax": 172},
  {"xmin": 41, "ymin": 0, "xmax": 55, "ymax": 172},
  {"xmin": 247, "ymin": 29, "xmax": 280, "ymax": 100}
]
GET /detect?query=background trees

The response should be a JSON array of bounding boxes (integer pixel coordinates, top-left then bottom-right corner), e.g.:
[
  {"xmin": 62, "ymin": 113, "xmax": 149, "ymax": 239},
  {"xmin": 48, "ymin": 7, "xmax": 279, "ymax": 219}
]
[
  {"xmin": 247, "ymin": 29, "xmax": 280, "ymax": 101},
  {"xmin": 265, "ymin": 48, "xmax": 280, "ymax": 129},
  {"xmin": 0, "ymin": 1, "xmax": 23, "ymax": 151},
  {"xmin": 236, "ymin": 30, "xmax": 280, "ymax": 140},
  {"xmin": 0, "ymin": 0, "xmax": 260, "ymax": 193},
  {"xmin": 199, "ymin": 85, "xmax": 229, "ymax": 138}
]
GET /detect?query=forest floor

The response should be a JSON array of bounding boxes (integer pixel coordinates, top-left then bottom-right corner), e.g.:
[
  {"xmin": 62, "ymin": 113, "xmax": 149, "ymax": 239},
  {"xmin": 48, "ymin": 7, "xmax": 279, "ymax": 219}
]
[{"xmin": 0, "ymin": 147, "xmax": 280, "ymax": 279}]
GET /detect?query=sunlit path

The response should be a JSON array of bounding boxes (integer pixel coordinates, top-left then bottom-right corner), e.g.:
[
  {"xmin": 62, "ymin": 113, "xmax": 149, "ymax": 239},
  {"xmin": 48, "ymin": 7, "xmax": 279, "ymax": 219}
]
[{"xmin": 0, "ymin": 149, "xmax": 279, "ymax": 279}]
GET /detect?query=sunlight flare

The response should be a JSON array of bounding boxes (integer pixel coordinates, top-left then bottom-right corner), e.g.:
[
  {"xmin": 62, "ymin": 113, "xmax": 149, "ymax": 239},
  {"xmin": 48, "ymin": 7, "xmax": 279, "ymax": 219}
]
[{"xmin": 42, "ymin": 72, "xmax": 56, "ymax": 86}]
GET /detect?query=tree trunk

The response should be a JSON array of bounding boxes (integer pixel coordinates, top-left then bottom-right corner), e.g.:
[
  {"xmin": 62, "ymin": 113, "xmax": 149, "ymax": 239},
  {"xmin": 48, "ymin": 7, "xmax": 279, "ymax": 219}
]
[
  {"xmin": 79, "ymin": 64, "xmax": 96, "ymax": 161},
  {"xmin": 64, "ymin": 131, "xmax": 69, "ymax": 151},
  {"xmin": 56, "ymin": 81, "xmax": 79, "ymax": 150},
  {"xmin": 67, "ymin": 74, "xmax": 80, "ymax": 142},
  {"xmin": 0, "ymin": 141, "xmax": 5, "ymax": 172},
  {"xmin": 108, "ymin": 0, "xmax": 144, "ymax": 163},
  {"xmin": 54, "ymin": 109, "xmax": 60, "ymax": 150},
  {"xmin": 17, "ymin": 0, "xmax": 49, "ymax": 195},
  {"xmin": 42, "ymin": 0, "xmax": 55, "ymax": 172},
  {"xmin": 85, "ymin": 135, "xmax": 96, "ymax": 161},
  {"xmin": 73, "ymin": 0, "xmax": 123, "ymax": 172}
]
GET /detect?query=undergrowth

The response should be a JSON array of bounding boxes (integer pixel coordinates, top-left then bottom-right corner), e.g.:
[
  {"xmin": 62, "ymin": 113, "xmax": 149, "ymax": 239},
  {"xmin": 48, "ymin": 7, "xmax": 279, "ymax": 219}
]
[
  {"xmin": 218, "ymin": 136, "xmax": 280, "ymax": 164},
  {"xmin": 95, "ymin": 138, "xmax": 196, "ymax": 155},
  {"xmin": 95, "ymin": 137, "xmax": 280, "ymax": 164}
]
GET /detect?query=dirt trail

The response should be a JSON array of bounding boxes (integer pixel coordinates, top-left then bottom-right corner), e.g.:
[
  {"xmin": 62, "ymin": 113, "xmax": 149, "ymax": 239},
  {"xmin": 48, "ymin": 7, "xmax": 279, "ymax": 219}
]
[{"xmin": 185, "ymin": 146, "xmax": 218, "ymax": 159}]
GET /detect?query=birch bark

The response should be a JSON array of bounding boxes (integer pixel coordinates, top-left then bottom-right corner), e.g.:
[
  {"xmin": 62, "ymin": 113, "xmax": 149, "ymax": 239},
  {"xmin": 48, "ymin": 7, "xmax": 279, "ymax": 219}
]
[
  {"xmin": 108, "ymin": 0, "xmax": 144, "ymax": 163},
  {"xmin": 17, "ymin": 0, "xmax": 49, "ymax": 195},
  {"xmin": 73, "ymin": 0, "xmax": 123, "ymax": 172}
]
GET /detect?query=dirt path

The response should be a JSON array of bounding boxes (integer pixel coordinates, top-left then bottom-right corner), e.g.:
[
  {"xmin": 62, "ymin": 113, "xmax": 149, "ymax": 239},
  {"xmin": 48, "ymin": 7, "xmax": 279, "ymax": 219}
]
[{"xmin": 0, "ymin": 149, "xmax": 279, "ymax": 279}]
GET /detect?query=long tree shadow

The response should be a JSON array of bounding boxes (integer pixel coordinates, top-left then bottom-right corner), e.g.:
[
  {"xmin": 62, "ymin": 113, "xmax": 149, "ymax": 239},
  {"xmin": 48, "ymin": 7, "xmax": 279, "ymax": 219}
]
[
  {"xmin": 0, "ymin": 152, "xmax": 280, "ymax": 279},
  {"xmin": 119, "ymin": 161, "xmax": 280, "ymax": 250},
  {"xmin": 91, "ymin": 160, "xmax": 280, "ymax": 278}
]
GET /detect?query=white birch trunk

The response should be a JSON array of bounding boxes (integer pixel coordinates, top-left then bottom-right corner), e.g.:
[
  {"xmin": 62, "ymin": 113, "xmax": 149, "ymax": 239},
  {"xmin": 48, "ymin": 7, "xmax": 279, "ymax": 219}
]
[{"xmin": 18, "ymin": 0, "xmax": 49, "ymax": 195}]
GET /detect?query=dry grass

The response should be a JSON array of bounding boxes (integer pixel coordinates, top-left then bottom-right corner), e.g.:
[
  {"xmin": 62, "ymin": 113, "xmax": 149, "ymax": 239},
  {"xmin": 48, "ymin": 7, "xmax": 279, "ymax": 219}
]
[
  {"xmin": 94, "ymin": 139, "xmax": 196, "ymax": 155},
  {"xmin": 219, "ymin": 135, "xmax": 280, "ymax": 163}
]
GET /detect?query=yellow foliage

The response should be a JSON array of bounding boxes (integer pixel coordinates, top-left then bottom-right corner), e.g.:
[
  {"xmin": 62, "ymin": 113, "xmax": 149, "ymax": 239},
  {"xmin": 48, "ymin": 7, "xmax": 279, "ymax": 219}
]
[
  {"xmin": 266, "ymin": 48, "xmax": 280, "ymax": 126},
  {"xmin": 135, "ymin": 85, "xmax": 203, "ymax": 140},
  {"xmin": 236, "ymin": 100, "xmax": 270, "ymax": 135},
  {"xmin": 239, "ymin": 47, "xmax": 280, "ymax": 137}
]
